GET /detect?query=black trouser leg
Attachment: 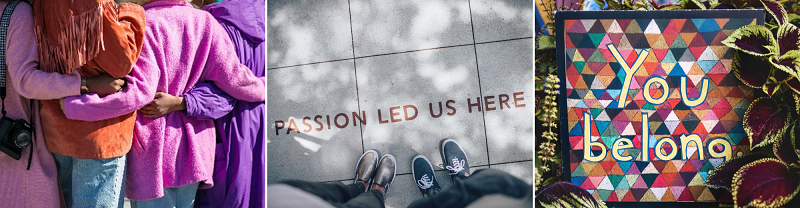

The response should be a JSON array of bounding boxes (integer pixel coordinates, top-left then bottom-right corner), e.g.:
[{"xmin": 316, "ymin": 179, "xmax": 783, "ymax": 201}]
[
  {"xmin": 280, "ymin": 181, "xmax": 363, "ymax": 204},
  {"xmin": 281, "ymin": 180, "xmax": 384, "ymax": 208},
  {"xmin": 341, "ymin": 190, "xmax": 385, "ymax": 208},
  {"xmin": 407, "ymin": 169, "xmax": 531, "ymax": 208}
]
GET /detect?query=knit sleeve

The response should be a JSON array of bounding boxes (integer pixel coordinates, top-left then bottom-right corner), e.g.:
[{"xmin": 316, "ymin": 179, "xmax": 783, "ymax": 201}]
[
  {"xmin": 60, "ymin": 36, "xmax": 159, "ymax": 122},
  {"xmin": 6, "ymin": 2, "xmax": 81, "ymax": 100}
]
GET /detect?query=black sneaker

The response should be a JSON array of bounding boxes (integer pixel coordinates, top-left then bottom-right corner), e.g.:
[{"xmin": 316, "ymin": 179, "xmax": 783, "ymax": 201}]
[
  {"xmin": 353, "ymin": 150, "xmax": 379, "ymax": 191},
  {"xmin": 372, "ymin": 154, "xmax": 396, "ymax": 195},
  {"xmin": 412, "ymin": 155, "xmax": 441, "ymax": 197},
  {"xmin": 440, "ymin": 139, "xmax": 470, "ymax": 182}
]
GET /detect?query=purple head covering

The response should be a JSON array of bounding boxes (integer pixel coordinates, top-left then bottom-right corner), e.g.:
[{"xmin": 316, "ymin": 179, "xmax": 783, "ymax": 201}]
[{"xmin": 203, "ymin": 0, "xmax": 264, "ymax": 43}]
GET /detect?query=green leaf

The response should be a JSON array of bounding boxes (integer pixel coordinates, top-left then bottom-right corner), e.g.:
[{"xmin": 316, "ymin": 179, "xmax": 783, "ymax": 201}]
[
  {"xmin": 540, "ymin": 176, "xmax": 559, "ymax": 188},
  {"xmin": 537, "ymin": 110, "xmax": 548, "ymax": 121},
  {"xmin": 722, "ymin": 25, "xmax": 777, "ymax": 57},
  {"xmin": 537, "ymin": 35, "xmax": 556, "ymax": 51},
  {"xmin": 536, "ymin": 182, "xmax": 607, "ymax": 208},
  {"xmin": 535, "ymin": 80, "xmax": 545, "ymax": 91},
  {"xmin": 692, "ymin": 0, "xmax": 708, "ymax": 9},
  {"xmin": 681, "ymin": 0, "xmax": 693, "ymax": 8},
  {"xmin": 624, "ymin": 0, "xmax": 633, "ymax": 8},
  {"xmin": 607, "ymin": 0, "xmax": 622, "ymax": 9},
  {"xmin": 594, "ymin": 0, "xmax": 606, "ymax": 10},
  {"xmin": 768, "ymin": 22, "xmax": 780, "ymax": 31},
  {"xmin": 789, "ymin": 13, "xmax": 800, "ymax": 23},
  {"xmin": 788, "ymin": 13, "xmax": 800, "ymax": 22},
  {"xmin": 779, "ymin": 50, "xmax": 800, "ymax": 62},
  {"xmin": 633, "ymin": 1, "xmax": 648, "ymax": 9}
]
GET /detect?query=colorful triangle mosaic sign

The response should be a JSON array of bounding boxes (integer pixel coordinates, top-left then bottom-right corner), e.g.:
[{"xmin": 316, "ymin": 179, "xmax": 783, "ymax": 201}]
[{"xmin": 558, "ymin": 10, "xmax": 763, "ymax": 203}]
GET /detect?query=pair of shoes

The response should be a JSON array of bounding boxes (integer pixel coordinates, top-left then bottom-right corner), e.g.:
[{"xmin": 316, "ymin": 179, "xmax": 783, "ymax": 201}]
[
  {"xmin": 353, "ymin": 149, "xmax": 396, "ymax": 195},
  {"xmin": 412, "ymin": 139, "xmax": 470, "ymax": 197}
]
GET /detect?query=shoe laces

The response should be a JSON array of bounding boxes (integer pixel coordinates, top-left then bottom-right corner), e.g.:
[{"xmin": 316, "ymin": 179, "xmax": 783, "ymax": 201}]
[
  {"xmin": 417, "ymin": 174, "xmax": 434, "ymax": 189},
  {"xmin": 446, "ymin": 158, "xmax": 466, "ymax": 175}
]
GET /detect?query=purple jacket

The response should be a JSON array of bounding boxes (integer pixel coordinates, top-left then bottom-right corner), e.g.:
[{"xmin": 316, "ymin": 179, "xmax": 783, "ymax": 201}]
[
  {"xmin": 184, "ymin": 82, "xmax": 235, "ymax": 120},
  {"xmin": 193, "ymin": 0, "xmax": 266, "ymax": 207},
  {"xmin": 107, "ymin": 0, "xmax": 265, "ymax": 200}
]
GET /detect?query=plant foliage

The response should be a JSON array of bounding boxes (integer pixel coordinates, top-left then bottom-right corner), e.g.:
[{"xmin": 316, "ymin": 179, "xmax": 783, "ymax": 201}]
[
  {"xmin": 536, "ymin": 1, "xmax": 800, "ymax": 206},
  {"xmin": 535, "ymin": 181, "xmax": 607, "ymax": 208},
  {"xmin": 704, "ymin": 1, "xmax": 800, "ymax": 207}
]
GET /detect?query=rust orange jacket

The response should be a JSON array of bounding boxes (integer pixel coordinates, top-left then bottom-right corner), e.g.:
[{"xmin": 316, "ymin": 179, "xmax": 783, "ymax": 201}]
[{"xmin": 33, "ymin": 0, "xmax": 146, "ymax": 159}]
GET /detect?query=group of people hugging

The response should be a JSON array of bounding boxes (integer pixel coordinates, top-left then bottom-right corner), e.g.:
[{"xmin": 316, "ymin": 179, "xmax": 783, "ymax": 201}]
[{"xmin": 0, "ymin": 0, "xmax": 265, "ymax": 207}]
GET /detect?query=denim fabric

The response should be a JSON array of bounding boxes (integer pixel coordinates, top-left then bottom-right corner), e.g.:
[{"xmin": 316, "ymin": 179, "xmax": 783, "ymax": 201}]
[
  {"xmin": 281, "ymin": 181, "xmax": 385, "ymax": 208},
  {"xmin": 53, "ymin": 153, "xmax": 126, "ymax": 208},
  {"xmin": 129, "ymin": 183, "xmax": 200, "ymax": 208}
]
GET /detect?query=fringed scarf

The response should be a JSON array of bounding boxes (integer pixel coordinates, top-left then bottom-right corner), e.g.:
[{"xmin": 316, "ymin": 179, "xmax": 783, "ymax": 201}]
[{"xmin": 33, "ymin": 0, "xmax": 116, "ymax": 74}]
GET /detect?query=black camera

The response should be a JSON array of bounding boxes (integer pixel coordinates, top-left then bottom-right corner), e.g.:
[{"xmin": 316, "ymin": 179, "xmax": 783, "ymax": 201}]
[{"xmin": 0, "ymin": 116, "xmax": 31, "ymax": 160}]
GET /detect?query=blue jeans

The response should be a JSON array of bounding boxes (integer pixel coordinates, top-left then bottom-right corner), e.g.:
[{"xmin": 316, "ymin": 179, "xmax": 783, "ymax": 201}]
[
  {"xmin": 53, "ymin": 153, "xmax": 126, "ymax": 208},
  {"xmin": 130, "ymin": 183, "xmax": 200, "ymax": 208}
]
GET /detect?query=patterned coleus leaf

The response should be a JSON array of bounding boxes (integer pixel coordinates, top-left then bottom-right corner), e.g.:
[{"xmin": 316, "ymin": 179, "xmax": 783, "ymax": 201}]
[
  {"xmin": 744, "ymin": 97, "xmax": 790, "ymax": 149},
  {"xmin": 761, "ymin": 0, "xmax": 788, "ymax": 26},
  {"xmin": 777, "ymin": 24, "xmax": 800, "ymax": 56},
  {"xmin": 773, "ymin": 67, "xmax": 793, "ymax": 83},
  {"xmin": 789, "ymin": 77, "xmax": 800, "ymax": 96},
  {"xmin": 774, "ymin": 120, "xmax": 800, "ymax": 165},
  {"xmin": 690, "ymin": 0, "xmax": 709, "ymax": 9},
  {"xmin": 706, "ymin": 152, "xmax": 771, "ymax": 190},
  {"xmin": 713, "ymin": 3, "xmax": 734, "ymax": 9},
  {"xmin": 764, "ymin": 68, "xmax": 791, "ymax": 96},
  {"xmin": 771, "ymin": 54, "xmax": 800, "ymax": 79},
  {"xmin": 764, "ymin": 80, "xmax": 782, "ymax": 97},
  {"xmin": 722, "ymin": 25, "xmax": 777, "ymax": 57},
  {"xmin": 733, "ymin": 158, "xmax": 800, "ymax": 208},
  {"xmin": 720, "ymin": 0, "xmax": 762, "ymax": 8},
  {"xmin": 535, "ymin": 181, "xmax": 606, "ymax": 208},
  {"xmin": 733, "ymin": 51, "xmax": 772, "ymax": 88},
  {"xmin": 649, "ymin": 0, "xmax": 683, "ymax": 9},
  {"xmin": 782, "ymin": 194, "xmax": 800, "ymax": 208}
]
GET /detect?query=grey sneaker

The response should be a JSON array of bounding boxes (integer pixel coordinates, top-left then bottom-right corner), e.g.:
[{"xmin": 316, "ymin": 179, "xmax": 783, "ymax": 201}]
[
  {"xmin": 353, "ymin": 150, "xmax": 379, "ymax": 190},
  {"xmin": 412, "ymin": 155, "xmax": 441, "ymax": 197},
  {"xmin": 372, "ymin": 154, "xmax": 396, "ymax": 195},
  {"xmin": 441, "ymin": 139, "xmax": 470, "ymax": 182}
]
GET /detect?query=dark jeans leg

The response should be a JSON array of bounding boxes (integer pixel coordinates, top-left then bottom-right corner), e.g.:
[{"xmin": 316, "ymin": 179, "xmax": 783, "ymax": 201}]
[
  {"xmin": 280, "ymin": 180, "xmax": 364, "ymax": 204},
  {"xmin": 340, "ymin": 190, "xmax": 385, "ymax": 208},
  {"xmin": 408, "ymin": 169, "xmax": 531, "ymax": 208}
]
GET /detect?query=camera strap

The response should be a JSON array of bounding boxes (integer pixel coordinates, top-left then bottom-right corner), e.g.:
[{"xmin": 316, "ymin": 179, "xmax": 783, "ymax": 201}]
[
  {"xmin": 0, "ymin": 0, "xmax": 21, "ymax": 116},
  {"xmin": 0, "ymin": 0, "xmax": 34, "ymax": 169}
]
